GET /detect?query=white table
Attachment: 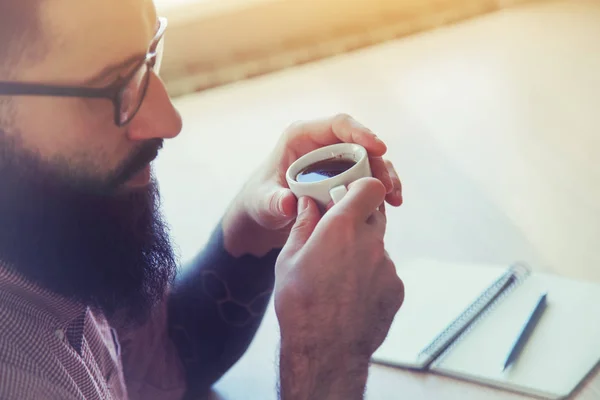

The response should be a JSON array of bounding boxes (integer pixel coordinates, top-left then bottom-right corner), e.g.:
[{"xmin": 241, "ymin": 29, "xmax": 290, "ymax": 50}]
[{"xmin": 155, "ymin": 1, "xmax": 600, "ymax": 398}]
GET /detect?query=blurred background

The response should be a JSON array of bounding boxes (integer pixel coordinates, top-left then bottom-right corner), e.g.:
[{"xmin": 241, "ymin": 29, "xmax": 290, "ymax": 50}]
[
  {"xmin": 154, "ymin": 0, "xmax": 536, "ymax": 96},
  {"xmin": 151, "ymin": 0, "xmax": 600, "ymax": 284},
  {"xmin": 149, "ymin": 2, "xmax": 600, "ymax": 398}
]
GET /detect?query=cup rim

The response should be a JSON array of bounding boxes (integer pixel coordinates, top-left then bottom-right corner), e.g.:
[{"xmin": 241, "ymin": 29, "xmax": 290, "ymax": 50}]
[{"xmin": 286, "ymin": 143, "xmax": 368, "ymax": 186}]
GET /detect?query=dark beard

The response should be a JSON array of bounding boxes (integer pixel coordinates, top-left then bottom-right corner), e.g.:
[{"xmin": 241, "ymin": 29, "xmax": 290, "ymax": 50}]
[{"xmin": 0, "ymin": 131, "xmax": 177, "ymax": 327}]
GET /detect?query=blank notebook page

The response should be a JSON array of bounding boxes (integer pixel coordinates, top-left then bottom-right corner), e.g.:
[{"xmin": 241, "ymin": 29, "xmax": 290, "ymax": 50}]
[
  {"xmin": 372, "ymin": 259, "xmax": 508, "ymax": 368},
  {"xmin": 431, "ymin": 273, "xmax": 600, "ymax": 399}
]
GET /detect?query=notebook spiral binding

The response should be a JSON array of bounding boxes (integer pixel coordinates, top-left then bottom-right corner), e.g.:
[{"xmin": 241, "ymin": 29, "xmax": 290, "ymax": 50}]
[{"xmin": 418, "ymin": 263, "xmax": 531, "ymax": 365}]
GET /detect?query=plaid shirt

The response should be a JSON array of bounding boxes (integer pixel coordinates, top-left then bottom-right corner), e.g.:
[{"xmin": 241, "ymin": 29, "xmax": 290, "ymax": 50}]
[{"xmin": 0, "ymin": 265, "xmax": 187, "ymax": 400}]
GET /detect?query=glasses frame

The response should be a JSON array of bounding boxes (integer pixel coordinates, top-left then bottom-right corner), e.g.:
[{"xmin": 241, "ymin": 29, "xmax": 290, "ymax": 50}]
[{"xmin": 0, "ymin": 17, "xmax": 168, "ymax": 127}]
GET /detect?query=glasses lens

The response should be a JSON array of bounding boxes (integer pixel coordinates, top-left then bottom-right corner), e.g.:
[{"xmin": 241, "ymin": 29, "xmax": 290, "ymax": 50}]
[
  {"xmin": 118, "ymin": 63, "xmax": 150, "ymax": 125},
  {"xmin": 154, "ymin": 35, "xmax": 165, "ymax": 75}
]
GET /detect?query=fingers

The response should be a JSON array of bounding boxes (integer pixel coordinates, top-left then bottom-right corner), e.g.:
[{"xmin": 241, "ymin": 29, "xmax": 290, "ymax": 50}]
[
  {"xmin": 268, "ymin": 188, "xmax": 296, "ymax": 218},
  {"xmin": 255, "ymin": 187, "xmax": 298, "ymax": 230},
  {"xmin": 335, "ymin": 178, "xmax": 386, "ymax": 223},
  {"xmin": 280, "ymin": 190, "xmax": 299, "ymax": 219},
  {"xmin": 321, "ymin": 159, "xmax": 400, "ymax": 216},
  {"xmin": 370, "ymin": 156, "xmax": 394, "ymax": 193},
  {"xmin": 384, "ymin": 160, "xmax": 403, "ymax": 207},
  {"xmin": 283, "ymin": 197, "xmax": 322, "ymax": 255},
  {"xmin": 286, "ymin": 114, "xmax": 387, "ymax": 157}
]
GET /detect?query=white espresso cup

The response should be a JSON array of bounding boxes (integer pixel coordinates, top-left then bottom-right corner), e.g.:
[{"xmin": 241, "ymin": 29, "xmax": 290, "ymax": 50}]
[{"xmin": 286, "ymin": 143, "xmax": 372, "ymax": 210}]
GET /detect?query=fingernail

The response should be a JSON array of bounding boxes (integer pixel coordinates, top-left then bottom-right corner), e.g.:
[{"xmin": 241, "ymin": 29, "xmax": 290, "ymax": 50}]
[
  {"xmin": 298, "ymin": 197, "xmax": 309, "ymax": 214},
  {"xmin": 374, "ymin": 136, "xmax": 387, "ymax": 152}
]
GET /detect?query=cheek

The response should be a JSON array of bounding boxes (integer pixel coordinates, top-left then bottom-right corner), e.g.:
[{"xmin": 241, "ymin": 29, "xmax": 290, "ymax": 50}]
[{"xmin": 13, "ymin": 97, "xmax": 130, "ymax": 175}]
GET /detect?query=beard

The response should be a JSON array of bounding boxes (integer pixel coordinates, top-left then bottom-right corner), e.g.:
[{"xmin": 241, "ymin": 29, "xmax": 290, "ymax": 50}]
[{"xmin": 0, "ymin": 131, "xmax": 177, "ymax": 327}]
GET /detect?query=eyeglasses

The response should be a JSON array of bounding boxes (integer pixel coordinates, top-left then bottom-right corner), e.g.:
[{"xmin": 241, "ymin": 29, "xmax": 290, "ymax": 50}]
[{"xmin": 0, "ymin": 17, "xmax": 168, "ymax": 127}]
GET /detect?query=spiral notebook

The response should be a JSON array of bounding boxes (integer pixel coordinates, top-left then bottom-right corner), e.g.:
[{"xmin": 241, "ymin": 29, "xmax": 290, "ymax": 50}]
[{"xmin": 372, "ymin": 259, "xmax": 600, "ymax": 399}]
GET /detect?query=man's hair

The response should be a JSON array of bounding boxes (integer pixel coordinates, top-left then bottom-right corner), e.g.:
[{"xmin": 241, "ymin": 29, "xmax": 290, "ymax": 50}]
[{"xmin": 0, "ymin": 0, "xmax": 45, "ymax": 74}]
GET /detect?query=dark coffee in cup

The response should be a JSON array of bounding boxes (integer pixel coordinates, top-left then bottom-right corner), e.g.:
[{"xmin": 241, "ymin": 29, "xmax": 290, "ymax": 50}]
[{"xmin": 295, "ymin": 157, "xmax": 356, "ymax": 183}]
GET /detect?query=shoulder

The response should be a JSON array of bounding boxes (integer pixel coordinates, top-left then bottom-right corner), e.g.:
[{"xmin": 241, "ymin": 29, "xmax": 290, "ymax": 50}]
[
  {"xmin": 0, "ymin": 339, "xmax": 78, "ymax": 400},
  {"xmin": 0, "ymin": 293, "xmax": 77, "ymax": 400}
]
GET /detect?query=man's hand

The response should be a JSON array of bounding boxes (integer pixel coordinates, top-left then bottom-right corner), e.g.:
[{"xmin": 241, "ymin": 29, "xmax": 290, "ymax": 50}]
[
  {"xmin": 222, "ymin": 114, "xmax": 403, "ymax": 257},
  {"xmin": 275, "ymin": 178, "xmax": 405, "ymax": 400}
]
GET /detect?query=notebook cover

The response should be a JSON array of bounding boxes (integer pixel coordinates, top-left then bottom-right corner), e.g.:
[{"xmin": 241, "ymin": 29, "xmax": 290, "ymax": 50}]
[
  {"xmin": 430, "ymin": 272, "xmax": 600, "ymax": 399},
  {"xmin": 371, "ymin": 259, "xmax": 509, "ymax": 369}
]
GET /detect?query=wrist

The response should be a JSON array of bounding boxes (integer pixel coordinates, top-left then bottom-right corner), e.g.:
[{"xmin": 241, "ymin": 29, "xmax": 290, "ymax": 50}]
[{"xmin": 279, "ymin": 339, "xmax": 370, "ymax": 400}]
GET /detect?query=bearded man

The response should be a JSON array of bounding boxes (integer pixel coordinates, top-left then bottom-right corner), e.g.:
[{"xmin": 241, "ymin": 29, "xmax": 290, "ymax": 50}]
[{"xmin": 0, "ymin": 1, "xmax": 405, "ymax": 399}]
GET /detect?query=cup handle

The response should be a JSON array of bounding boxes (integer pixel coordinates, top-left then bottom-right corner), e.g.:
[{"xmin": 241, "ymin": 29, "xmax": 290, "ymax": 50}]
[{"xmin": 329, "ymin": 185, "xmax": 348, "ymax": 204}]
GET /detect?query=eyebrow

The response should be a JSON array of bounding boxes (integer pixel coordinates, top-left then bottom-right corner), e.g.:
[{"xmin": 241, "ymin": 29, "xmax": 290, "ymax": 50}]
[{"xmin": 84, "ymin": 53, "xmax": 145, "ymax": 85}]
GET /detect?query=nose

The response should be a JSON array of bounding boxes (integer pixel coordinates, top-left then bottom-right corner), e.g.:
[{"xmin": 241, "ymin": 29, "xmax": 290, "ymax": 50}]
[{"xmin": 126, "ymin": 73, "xmax": 183, "ymax": 141}]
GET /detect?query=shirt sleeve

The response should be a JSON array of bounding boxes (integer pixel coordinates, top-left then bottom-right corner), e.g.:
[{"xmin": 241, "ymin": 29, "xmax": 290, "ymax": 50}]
[{"xmin": 116, "ymin": 297, "xmax": 187, "ymax": 400}]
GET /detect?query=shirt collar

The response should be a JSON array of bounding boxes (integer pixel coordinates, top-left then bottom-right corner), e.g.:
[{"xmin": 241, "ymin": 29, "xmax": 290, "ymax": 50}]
[{"xmin": 0, "ymin": 262, "xmax": 87, "ymax": 327}]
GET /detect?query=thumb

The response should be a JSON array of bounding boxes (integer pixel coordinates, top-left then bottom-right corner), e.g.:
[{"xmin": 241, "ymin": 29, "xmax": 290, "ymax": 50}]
[
  {"xmin": 257, "ymin": 187, "xmax": 297, "ymax": 230},
  {"xmin": 283, "ymin": 197, "xmax": 321, "ymax": 255}
]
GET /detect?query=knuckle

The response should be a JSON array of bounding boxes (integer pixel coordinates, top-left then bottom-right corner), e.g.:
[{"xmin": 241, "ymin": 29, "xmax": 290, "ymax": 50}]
[
  {"xmin": 290, "ymin": 217, "xmax": 313, "ymax": 237},
  {"xmin": 384, "ymin": 259, "xmax": 405, "ymax": 310},
  {"xmin": 384, "ymin": 160, "xmax": 397, "ymax": 175},
  {"xmin": 373, "ymin": 209, "xmax": 387, "ymax": 225},
  {"xmin": 350, "ymin": 177, "xmax": 383, "ymax": 193},
  {"xmin": 369, "ymin": 241, "xmax": 386, "ymax": 263},
  {"xmin": 380, "ymin": 209, "xmax": 388, "ymax": 224},
  {"xmin": 384, "ymin": 250, "xmax": 392, "ymax": 261},
  {"xmin": 375, "ymin": 276, "xmax": 404, "ymax": 322},
  {"xmin": 385, "ymin": 256, "xmax": 395, "ymax": 271},
  {"xmin": 392, "ymin": 277, "xmax": 405, "ymax": 310},
  {"xmin": 358, "ymin": 178, "xmax": 387, "ymax": 200},
  {"xmin": 332, "ymin": 113, "xmax": 353, "ymax": 127},
  {"xmin": 285, "ymin": 120, "xmax": 306, "ymax": 136}
]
